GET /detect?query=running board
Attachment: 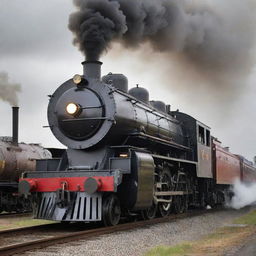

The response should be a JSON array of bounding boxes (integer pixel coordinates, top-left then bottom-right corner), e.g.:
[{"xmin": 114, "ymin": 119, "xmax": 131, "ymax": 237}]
[{"xmin": 155, "ymin": 191, "xmax": 191, "ymax": 196}]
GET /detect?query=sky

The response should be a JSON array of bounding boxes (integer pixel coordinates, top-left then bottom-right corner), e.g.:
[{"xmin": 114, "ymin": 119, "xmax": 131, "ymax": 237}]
[{"xmin": 0, "ymin": 0, "xmax": 256, "ymax": 161}]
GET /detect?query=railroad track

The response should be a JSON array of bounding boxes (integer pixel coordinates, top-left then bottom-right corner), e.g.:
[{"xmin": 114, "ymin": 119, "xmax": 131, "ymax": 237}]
[{"xmin": 0, "ymin": 208, "xmax": 221, "ymax": 256}]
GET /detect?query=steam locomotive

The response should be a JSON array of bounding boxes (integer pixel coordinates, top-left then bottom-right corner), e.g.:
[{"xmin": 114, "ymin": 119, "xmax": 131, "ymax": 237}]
[
  {"xmin": 19, "ymin": 61, "xmax": 256, "ymax": 225},
  {"xmin": 0, "ymin": 107, "xmax": 52, "ymax": 213}
]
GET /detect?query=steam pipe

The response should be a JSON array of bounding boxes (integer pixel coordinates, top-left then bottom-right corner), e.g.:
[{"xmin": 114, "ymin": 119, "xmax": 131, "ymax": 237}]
[
  {"xmin": 82, "ymin": 60, "xmax": 102, "ymax": 80},
  {"xmin": 12, "ymin": 106, "xmax": 19, "ymax": 144}
]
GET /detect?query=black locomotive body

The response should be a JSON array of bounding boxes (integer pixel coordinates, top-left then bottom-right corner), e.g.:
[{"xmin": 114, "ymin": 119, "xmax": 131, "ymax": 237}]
[{"xmin": 19, "ymin": 61, "xmax": 236, "ymax": 225}]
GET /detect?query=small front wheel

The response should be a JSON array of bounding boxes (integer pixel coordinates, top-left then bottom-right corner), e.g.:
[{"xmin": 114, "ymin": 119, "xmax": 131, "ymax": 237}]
[
  {"xmin": 141, "ymin": 203, "xmax": 157, "ymax": 220},
  {"xmin": 102, "ymin": 194, "xmax": 121, "ymax": 226}
]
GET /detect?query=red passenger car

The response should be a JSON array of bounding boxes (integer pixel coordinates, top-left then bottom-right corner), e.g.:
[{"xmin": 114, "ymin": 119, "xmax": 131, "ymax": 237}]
[
  {"xmin": 212, "ymin": 139, "xmax": 241, "ymax": 185},
  {"xmin": 236, "ymin": 155, "xmax": 256, "ymax": 183}
]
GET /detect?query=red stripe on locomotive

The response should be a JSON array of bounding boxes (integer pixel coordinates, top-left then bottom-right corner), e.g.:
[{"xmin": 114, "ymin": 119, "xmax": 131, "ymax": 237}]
[{"xmin": 19, "ymin": 176, "xmax": 114, "ymax": 192}]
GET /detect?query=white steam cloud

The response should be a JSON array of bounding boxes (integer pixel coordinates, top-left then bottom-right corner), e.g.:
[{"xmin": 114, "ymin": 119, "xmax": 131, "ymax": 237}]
[
  {"xmin": 229, "ymin": 179, "xmax": 256, "ymax": 209},
  {"xmin": 0, "ymin": 72, "xmax": 21, "ymax": 106}
]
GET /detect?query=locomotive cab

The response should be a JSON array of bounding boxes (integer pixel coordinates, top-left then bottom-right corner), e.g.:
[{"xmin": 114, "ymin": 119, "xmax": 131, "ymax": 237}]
[{"xmin": 171, "ymin": 111, "xmax": 212, "ymax": 179}]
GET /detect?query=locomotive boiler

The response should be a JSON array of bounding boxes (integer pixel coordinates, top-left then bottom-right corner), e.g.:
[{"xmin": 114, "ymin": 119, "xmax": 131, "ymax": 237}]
[
  {"xmin": 19, "ymin": 60, "xmax": 256, "ymax": 225},
  {"xmin": 48, "ymin": 61, "xmax": 186, "ymax": 150},
  {"xmin": 0, "ymin": 107, "xmax": 52, "ymax": 212}
]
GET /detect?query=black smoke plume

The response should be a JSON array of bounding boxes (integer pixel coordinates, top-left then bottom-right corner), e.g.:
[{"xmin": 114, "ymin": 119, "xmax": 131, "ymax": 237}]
[
  {"xmin": 69, "ymin": 0, "xmax": 256, "ymax": 74},
  {"xmin": 0, "ymin": 72, "xmax": 21, "ymax": 106}
]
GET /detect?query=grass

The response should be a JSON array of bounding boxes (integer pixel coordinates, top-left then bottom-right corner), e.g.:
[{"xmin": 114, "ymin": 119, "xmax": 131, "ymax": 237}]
[
  {"xmin": 234, "ymin": 210, "xmax": 256, "ymax": 225},
  {"xmin": 11, "ymin": 219, "xmax": 55, "ymax": 227},
  {"xmin": 145, "ymin": 244, "xmax": 191, "ymax": 256},
  {"xmin": 145, "ymin": 209, "xmax": 256, "ymax": 256},
  {"xmin": 0, "ymin": 217, "xmax": 55, "ymax": 230}
]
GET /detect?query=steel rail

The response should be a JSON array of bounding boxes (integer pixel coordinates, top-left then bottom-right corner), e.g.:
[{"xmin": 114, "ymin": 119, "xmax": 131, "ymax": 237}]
[{"xmin": 0, "ymin": 208, "xmax": 221, "ymax": 256}]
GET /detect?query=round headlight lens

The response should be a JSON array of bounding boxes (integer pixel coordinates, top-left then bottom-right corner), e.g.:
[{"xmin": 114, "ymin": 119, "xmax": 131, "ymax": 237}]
[{"xmin": 66, "ymin": 103, "xmax": 80, "ymax": 116}]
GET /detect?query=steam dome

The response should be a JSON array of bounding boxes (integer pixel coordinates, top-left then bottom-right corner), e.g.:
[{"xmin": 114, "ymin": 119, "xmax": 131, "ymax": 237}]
[{"xmin": 129, "ymin": 85, "xmax": 149, "ymax": 103}]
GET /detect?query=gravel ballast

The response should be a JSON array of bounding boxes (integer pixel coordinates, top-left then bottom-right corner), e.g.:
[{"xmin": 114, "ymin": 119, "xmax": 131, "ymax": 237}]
[{"xmin": 23, "ymin": 208, "xmax": 253, "ymax": 256}]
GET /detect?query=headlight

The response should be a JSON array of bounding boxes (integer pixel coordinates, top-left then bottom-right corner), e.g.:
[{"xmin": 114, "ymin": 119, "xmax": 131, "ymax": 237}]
[{"xmin": 66, "ymin": 103, "xmax": 81, "ymax": 116}]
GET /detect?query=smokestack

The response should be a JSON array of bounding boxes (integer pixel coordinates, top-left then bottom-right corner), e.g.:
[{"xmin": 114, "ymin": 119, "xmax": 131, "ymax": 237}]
[
  {"xmin": 82, "ymin": 60, "xmax": 102, "ymax": 80},
  {"xmin": 12, "ymin": 106, "xmax": 19, "ymax": 144}
]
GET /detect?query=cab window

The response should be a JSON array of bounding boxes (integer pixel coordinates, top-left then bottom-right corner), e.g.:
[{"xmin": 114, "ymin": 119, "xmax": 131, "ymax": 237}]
[
  {"xmin": 206, "ymin": 130, "xmax": 210, "ymax": 147},
  {"xmin": 198, "ymin": 125, "xmax": 205, "ymax": 144}
]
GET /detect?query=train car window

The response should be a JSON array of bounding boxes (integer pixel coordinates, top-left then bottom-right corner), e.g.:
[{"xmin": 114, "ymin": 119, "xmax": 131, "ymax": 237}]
[
  {"xmin": 198, "ymin": 125, "xmax": 205, "ymax": 144},
  {"xmin": 206, "ymin": 130, "xmax": 210, "ymax": 147}
]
